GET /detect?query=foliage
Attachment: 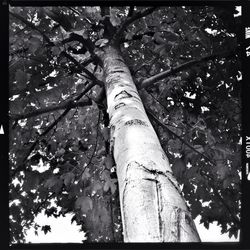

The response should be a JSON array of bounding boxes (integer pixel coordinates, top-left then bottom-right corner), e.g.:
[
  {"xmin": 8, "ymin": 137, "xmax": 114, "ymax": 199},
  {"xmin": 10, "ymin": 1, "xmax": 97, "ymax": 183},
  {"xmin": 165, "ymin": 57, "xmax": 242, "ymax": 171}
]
[{"xmin": 9, "ymin": 5, "xmax": 241, "ymax": 243}]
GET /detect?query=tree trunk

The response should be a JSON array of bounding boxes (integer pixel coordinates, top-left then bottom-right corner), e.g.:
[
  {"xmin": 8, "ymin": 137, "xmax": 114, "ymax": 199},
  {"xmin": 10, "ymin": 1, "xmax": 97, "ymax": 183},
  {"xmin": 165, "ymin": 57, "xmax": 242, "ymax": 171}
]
[{"xmin": 101, "ymin": 44, "xmax": 201, "ymax": 242}]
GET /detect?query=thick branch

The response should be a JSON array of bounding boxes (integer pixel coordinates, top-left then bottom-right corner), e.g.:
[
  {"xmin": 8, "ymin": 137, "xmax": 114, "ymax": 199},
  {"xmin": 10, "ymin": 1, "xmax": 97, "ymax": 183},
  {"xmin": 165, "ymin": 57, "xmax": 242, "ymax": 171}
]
[
  {"xmin": 11, "ymin": 98, "xmax": 92, "ymax": 121},
  {"xmin": 114, "ymin": 7, "xmax": 157, "ymax": 42},
  {"xmin": 61, "ymin": 51, "xmax": 103, "ymax": 85},
  {"xmin": 9, "ymin": 11, "xmax": 53, "ymax": 45},
  {"xmin": 61, "ymin": 33, "xmax": 95, "ymax": 54},
  {"xmin": 139, "ymin": 52, "xmax": 234, "ymax": 89}
]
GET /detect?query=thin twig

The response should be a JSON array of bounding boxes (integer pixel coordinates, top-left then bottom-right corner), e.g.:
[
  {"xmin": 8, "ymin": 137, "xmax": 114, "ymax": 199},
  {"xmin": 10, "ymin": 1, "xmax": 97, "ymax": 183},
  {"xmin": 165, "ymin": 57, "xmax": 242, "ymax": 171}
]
[
  {"xmin": 148, "ymin": 92, "xmax": 170, "ymax": 113},
  {"xmin": 78, "ymin": 110, "xmax": 101, "ymax": 178},
  {"xmin": 114, "ymin": 7, "xmax": 157, "ymax": 42},
  {"xmin": 10, "ymin": 98, "xmax": 92, "ymax": 121},
  {"xmin": 68, "ymin": 7, "xmax": 81, "ymax": 16},
  {"xmin": 146, "ymin": 109, "xmax": 216, "ymax": 166},
  {"xmin": 61, "ymin": 51, "xmax": 103, "ymax": 85},
  {"xmin": 140, "ymin": 51, "xmax": 236, "ymax": 89}
]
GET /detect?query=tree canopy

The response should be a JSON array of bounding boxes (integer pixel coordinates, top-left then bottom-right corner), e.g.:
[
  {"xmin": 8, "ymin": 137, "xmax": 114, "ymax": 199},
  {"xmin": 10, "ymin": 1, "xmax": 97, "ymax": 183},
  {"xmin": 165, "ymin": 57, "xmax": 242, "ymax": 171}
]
[{"xmin": 9, "ymin": 5, "xmax": 241, "ymax": 243}]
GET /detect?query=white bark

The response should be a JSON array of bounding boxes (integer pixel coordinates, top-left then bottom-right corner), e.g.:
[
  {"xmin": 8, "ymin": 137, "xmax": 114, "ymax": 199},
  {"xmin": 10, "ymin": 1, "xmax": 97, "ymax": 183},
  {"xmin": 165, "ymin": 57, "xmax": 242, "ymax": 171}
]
[{"xmin": 101, "ymin": 45, "xmax": 201, "ymax": 242}]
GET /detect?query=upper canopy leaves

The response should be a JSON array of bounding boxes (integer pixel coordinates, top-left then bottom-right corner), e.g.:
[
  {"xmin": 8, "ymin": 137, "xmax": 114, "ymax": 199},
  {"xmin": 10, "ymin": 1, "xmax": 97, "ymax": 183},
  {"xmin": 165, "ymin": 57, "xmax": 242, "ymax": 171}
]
[{"xmin": 9, "ymin": 6, "xmax": 241, "ymax": 243}]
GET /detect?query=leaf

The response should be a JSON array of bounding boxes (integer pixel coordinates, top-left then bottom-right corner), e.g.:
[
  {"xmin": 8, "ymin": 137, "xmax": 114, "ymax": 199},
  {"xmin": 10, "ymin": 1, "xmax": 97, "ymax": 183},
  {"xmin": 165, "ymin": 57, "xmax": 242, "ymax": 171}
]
[
  {"xmin": 168, "ymin": 139, "xmax": 182, "ymax": 153},
  {"xmin": 228, "ymin": 227, "xmax": 239, "ymax": 239},
  {"xmin": 216, "ymin": 163, "xmax": 229, "ymax": 180},
  {"xmin": 110, "ymin": 179, "xmax": 117, "ymax": 194},
  {"xmin": 206, "ymin": 129, "xmax": 216, "ymax": 146},
  {"xmin": 196, "ymin": 185, "xmax": 208, "ymax": 200},
  {"xmin": 15, "ymin": 69, "xmax": 28, "ymax": 90},
  {"xmin": 51, "ymin": 46, "xmax": 61, "ymax": 55},
  {"xmin": 164, "ymin": 31, "xmax": 179, "ymax": 42},
  {"xmin": 22, "ymin": 172, "xmax": 40, "ymax": 191},
  {"xmin": 75, "ymin": 196, "xmax": 93, "ymax": 214},
  {"xmin": 56, "ymin": 148, "xmax": 65, "ymax": 157},
  {"xmin": 95, "ymin": 38, "xmax": 109, "ymax": 47},
  {"xmin": 110, "ymin": 9, "xmax": 121, "ymax": 26},
  {"xmin": 44, "ymin": 176, "xmax": 63, "ymax": 194},
  {"xmin": 203, "ymin": 220, "xmax": 209, "ymax": 230},
  {"xmin": 76, "ymin": 83, "xmax": 85, "ymax": 93},
  {"xmin": 104, "ymin": 155, "xmax": 114, "ymax": 170},
  {"xmin": 101, "ymin": 169, "xmax": 110, "ymax": 181},
  {"xmin": 9, "ymin": 205, "xmax": 21, "ymax": 219},
  {"xmin": 186, "ymin": 166, "xmax": 198, "ymax": 179},
  {"xmin": 48, "ymin": 141, "xmax": 57, "ymax": 154},
  {"xmin": 74, "ymin": 29, "xmax": 87, "ymax": 37},
  {"xmin": 30, "ymin": 153, "xmax": 41, "ymax": 164},
  {"xmin": 62, "ymin": 172, "xmax": 75, "ymax": 187},
  {"xmin": 139, "ymin": 35, "xmax": 151, "ymax": 45},
  {"xmin": 215, "ymin": 144, "xmax": 232, "ymax": 158},
  {"xmin": 29, "ymin": 36, "xmax": 42, "ymax": 54},
  {"xmin": 223, "ymin": 178, "xmax": 231, "ymax": 189},
  {"xmin": 125, "ymin": 32, "xmax": 133, "ymax": 41},
  {"xmin": 96, "ymin": 146, "xmax": 106, "ymax": 157},
  {"xmin": 44, "ymin": 176, "xmax": 58, "ymax": 189},
  {"xmin": 45, "ymin": 207, "xmax": 58, "ymax": 217},
  {"xmin": 172, "ymin": 158, "xmax": 186, "ymax": 180},
  {"xmin": 41, "ymin": 225, "xmax": 51, "ymax": 235},
  {"xmin": 10, "ymin": 99, "xmax": 24, "ymax": 114},
  {"xmin": 102, "ymin": 127, "xmax": 110, "ymax": 141},
  {"xmin": 81, "ymin": 168, "xmax": 91, "ymax": 181},
  {"xmin": 190, "ymin": 200, "xmax": 202, "ymax": 219},
  {"xmin": 154, "ymin": 43, "xmax": 165, "ymax": 54},
  {"xmin": 193, "ymin": 145, "xmax": 204, "ymax": 153},
  {"xmin": 103, "ymin": 181, "xmax": 110, "ymax": 192},
  {"xmin": 103, "ymin": 178, "xmax": 117, "ymax": 194}
]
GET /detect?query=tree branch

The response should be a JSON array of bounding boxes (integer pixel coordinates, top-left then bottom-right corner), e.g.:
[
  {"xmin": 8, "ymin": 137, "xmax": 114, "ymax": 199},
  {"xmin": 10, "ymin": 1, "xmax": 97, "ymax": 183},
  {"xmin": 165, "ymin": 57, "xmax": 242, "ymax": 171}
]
[
  {"xmin": 146, "ymin": 109, "xmax": 216, "ymax": 166},
  {"xmin": 10, "ymin": 81, "xmax": 97, "ymax": 178},
  {"xmin": 10, "ymin": 10, "xmax": 99, "ymax": 65},
  {"xmin": 68, "ymin": 7, "xmax": 81, "ymax": 16},
  {"xmin": 9, "ymin": 11, "xmax": 53, "ymax": 45},
  {"xmin": 78, "ymin": 110, "xmax": 101, "ymax": 179},
  {"xmin": 61, "ymin": 33, "xmax": 95, "ymax": 54},
  {"xmin": 60, "ymin": 51, "xmax": 103, "ymax": 85},
  {"xmin": 10, "ymin": 98, "xmax": 92, "ymax": 121},
  {"xmin": 122, "ymin": 31, "xmax": 155, "ymax": 43},
  {"xmin": 127, "ymin": 6, "xmax": 135, "ymax": 17},
  {"xmin": 139, "ymin": 51, "xmax": 235, "ymax": 89},
  {"xmin": 114, "ymin": 7, "xmax": 157, "ymax": 42}
]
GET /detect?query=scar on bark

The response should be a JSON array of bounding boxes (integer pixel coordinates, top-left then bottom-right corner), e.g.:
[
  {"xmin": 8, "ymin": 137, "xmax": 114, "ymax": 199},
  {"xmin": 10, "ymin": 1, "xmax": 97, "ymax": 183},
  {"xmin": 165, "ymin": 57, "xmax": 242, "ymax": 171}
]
[
  {"xmin": 114, "ymin": 102, "xmax": 126, "ymax": 110},
  {"xmin": 114, "ymin": 90, "xmax": 133, "ymax": 100},
  {"xmin": 116, "ymin": 58, "xmax": 124, "ymax": 63},
  {"xmin": 110, "ymin": 69, "xmax": 126, "ymax": 74},
  {"xmin": 124, "ymin": 119, "xmax": 149, "ymax": 126},
  {"xmin": 161, "ymin": 152, "xmax": 168, "ymax": 161}
]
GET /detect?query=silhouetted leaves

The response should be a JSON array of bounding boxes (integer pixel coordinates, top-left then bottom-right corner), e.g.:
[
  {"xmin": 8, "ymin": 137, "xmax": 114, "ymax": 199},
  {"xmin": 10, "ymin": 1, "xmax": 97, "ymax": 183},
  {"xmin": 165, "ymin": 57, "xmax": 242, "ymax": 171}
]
[
  {"xmin": 9, "ymin": 5, "xmax": 241, "ymax": 243},
  {"xmin": 75, "ymin": 196, "xmax": 93, "ymax": 214},
  {"xmin": 41, "ymin": 225, "xmax": 51, "ymax": 235}
]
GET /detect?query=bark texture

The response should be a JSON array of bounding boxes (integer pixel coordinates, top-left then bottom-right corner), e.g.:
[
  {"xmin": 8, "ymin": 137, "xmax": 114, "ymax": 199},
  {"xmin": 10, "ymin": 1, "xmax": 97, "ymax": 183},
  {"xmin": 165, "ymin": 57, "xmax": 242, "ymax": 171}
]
[{"xmin": 101, "ymin": 45, "xmax": 201, "ymax": 242}]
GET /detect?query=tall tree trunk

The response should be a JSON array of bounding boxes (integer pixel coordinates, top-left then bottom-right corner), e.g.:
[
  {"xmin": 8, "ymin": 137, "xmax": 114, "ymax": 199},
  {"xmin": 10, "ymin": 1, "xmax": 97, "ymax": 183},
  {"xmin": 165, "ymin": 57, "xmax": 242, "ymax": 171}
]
[{"xmin": 101, "ymin": 44, "xmax": 201, "ymax": 242}]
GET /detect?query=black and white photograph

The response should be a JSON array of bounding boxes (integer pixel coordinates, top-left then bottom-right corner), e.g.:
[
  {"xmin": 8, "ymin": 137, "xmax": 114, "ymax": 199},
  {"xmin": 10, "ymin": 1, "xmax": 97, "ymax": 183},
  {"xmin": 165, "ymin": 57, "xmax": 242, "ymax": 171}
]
[{"xmin": 3, "ymin": 1, "xmax": 250, "ymax": 248}]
